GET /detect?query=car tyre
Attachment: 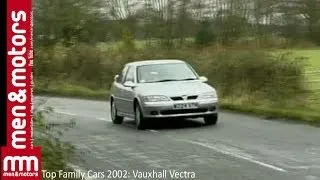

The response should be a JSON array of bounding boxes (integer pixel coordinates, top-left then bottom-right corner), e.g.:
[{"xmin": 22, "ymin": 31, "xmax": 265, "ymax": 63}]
[
  {"xmin": 204, "ymin": 114, "xmax": 218, "ymax": 125},
  {"xmin": 111, "ymin": 100, "xmax": 123, "ymax": 124},
  {"xmin": 135, "ymin": 103, "xmax": 147, "ymax": 130}
]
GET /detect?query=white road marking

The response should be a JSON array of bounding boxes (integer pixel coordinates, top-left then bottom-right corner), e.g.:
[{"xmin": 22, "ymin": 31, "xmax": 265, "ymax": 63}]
[
  {"xmin": 54, "ymin": 110, "xmax": 76, "ymax": 116},
  {"xmin": 149, "ymin": 129, "xmax": 159, "ymax": 133},
  {"xmin": 177, "ymin": 139, "xmax": 287, "ymax": 173}
]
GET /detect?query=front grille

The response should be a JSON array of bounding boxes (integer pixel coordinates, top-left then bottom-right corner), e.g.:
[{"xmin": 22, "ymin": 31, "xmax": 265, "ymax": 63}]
[
  {"xmin": 187, "ymin": 95, "xmax": 198, "ymax": 100},
  {"xmin": 160, "ymin": 108, "xmax": 208, "ymax": 115},
  {"xmin": 171, "ymin": 96, "xmax": 183, "ymax": 101},
  {"xmin": 170, "ymin": 95, "xmax": 198, "ymax": 101}
]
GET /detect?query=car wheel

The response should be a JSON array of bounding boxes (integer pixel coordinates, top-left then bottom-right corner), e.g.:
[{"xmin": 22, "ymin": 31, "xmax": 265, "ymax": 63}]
[
  {"xmin": 135, "ymin": 103, "xmax": 147, "ymax": 130},
  {"xmin": 204, "ymin": 114, "xmax": 218, "ymax": 125},
  {"xmin": 111, "ymin": 100, "xmax": 123, "ymax": 124}
]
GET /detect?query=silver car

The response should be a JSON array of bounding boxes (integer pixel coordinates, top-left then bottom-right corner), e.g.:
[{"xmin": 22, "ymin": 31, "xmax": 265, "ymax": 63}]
[{"xmin": 109, "ymin": 59, "xmax": 219, "ymax": 129}]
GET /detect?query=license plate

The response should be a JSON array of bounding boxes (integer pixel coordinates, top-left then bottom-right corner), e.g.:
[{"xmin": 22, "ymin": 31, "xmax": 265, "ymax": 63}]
[{"xmin": 173, "ymin": 103, "xmax": 198, "ymax": 109}]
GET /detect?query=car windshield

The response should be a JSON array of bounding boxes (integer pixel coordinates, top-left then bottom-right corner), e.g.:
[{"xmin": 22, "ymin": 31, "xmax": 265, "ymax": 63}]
[{"xmin": 137, "ymin": 63, "xmax": 198, "ymax": 83}]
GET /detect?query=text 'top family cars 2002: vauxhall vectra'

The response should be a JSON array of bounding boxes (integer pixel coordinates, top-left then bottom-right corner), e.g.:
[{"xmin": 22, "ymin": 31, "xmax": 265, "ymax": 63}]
[{"xmin": 109, "ymin": 60, "xmax": 219, "ymax": 130}]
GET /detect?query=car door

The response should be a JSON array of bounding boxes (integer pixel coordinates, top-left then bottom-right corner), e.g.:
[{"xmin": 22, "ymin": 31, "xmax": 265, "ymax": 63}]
[
  {"xmin": 121, "ymin": 66, "xmax": 136, "ymax": 115},
  {"xmin": 113, "ymin": 65, "xmax": 129, "ymax": 113}
]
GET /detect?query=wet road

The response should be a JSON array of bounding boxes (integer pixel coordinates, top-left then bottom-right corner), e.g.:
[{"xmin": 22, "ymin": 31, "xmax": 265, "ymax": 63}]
[{"xmin": 35, "ymin": 96, "xmax": 320, "ymax": 180}]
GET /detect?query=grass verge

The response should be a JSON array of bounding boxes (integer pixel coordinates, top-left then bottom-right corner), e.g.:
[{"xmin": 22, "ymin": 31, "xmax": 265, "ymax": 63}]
[
  {"xmin": 34, "ymin": 81, "xmax": 108, "ymax": 101},
  {"xmin": 220, "ymin": 101, "xmax": 320, "ymax": 126},
  {"xmin": 34, "ymin": 106, "xmax": 80, "ymax": 180},
  {"xmin": 34, "ymin": 83, "xmax": 320, "ymax": 126}
]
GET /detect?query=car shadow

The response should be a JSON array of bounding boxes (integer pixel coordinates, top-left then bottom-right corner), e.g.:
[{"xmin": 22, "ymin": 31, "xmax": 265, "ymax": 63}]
[{"xmin": 123, "ymin": 118, "xmax": 208, "ymax": 130}]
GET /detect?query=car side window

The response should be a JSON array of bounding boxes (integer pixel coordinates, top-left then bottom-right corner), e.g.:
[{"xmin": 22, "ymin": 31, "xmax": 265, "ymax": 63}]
[
  {"xmin": 117, "ymin": 66, "xmax": 128, "ymax": 83},
  {"xmin": 124, "ymin": 66, "xmax": 135, "ymax": 83}
]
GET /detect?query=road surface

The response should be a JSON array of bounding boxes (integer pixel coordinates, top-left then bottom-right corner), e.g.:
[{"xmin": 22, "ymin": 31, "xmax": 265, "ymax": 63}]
[{"xmin": 35, "ymin": 96, "xmax": 320, "ymax": 180}]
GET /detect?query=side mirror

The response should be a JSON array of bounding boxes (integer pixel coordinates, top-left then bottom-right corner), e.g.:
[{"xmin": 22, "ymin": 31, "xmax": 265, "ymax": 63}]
[
  {"xmin": 114, "ymin": 75, "xmax": 119, "ymax": 81},
  {"xmin": 123, "ymin": 81, "xmax": 136, "ymax": 87},
  {"xmin": 199, "ymin": 76, "xmax": 208, "ymax": 82}
]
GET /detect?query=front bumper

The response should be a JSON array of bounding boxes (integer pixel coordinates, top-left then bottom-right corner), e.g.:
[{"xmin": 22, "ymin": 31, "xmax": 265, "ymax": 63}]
[{"xmin": 141, "ymin": 98, "xmax": 218, "ymax": 118}]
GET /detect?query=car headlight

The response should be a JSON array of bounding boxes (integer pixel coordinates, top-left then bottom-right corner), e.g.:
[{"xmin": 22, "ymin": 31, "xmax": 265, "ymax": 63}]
[
  {"xmin": 199, "ymin": 91, "xmax": 217, "ymax": 99},
  {"xmin": 143, "ymin": 95, "xmax": 170, "ymax": 102}
]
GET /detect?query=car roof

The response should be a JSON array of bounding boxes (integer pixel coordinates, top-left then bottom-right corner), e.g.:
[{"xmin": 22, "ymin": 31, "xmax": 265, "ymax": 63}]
[{"xmin": 126, "ymin": 59, "xmax": 185, "ymax": 67}]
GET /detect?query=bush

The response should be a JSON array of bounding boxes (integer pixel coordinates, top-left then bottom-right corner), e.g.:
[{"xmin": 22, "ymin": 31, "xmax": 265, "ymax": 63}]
[
  {"xmin": 203, "ymin": 50, "xmax": 307, "ymax": 107},
  {"xmin": 309, "ymin": 21, "xmax": 320, "ymax": 45},
  {"xmin": 195, "ymin": 20, "xmax": 216, "ymax": 46}
]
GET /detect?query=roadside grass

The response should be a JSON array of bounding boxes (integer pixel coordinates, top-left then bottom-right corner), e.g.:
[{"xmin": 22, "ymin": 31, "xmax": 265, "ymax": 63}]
[
  {"xmin": 34, "ymin": 80, "xmax": 108, "ymax": 100},
  {"xmin": 220, "ymin": 98, "xmax": 320, "ymax": 126}
]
